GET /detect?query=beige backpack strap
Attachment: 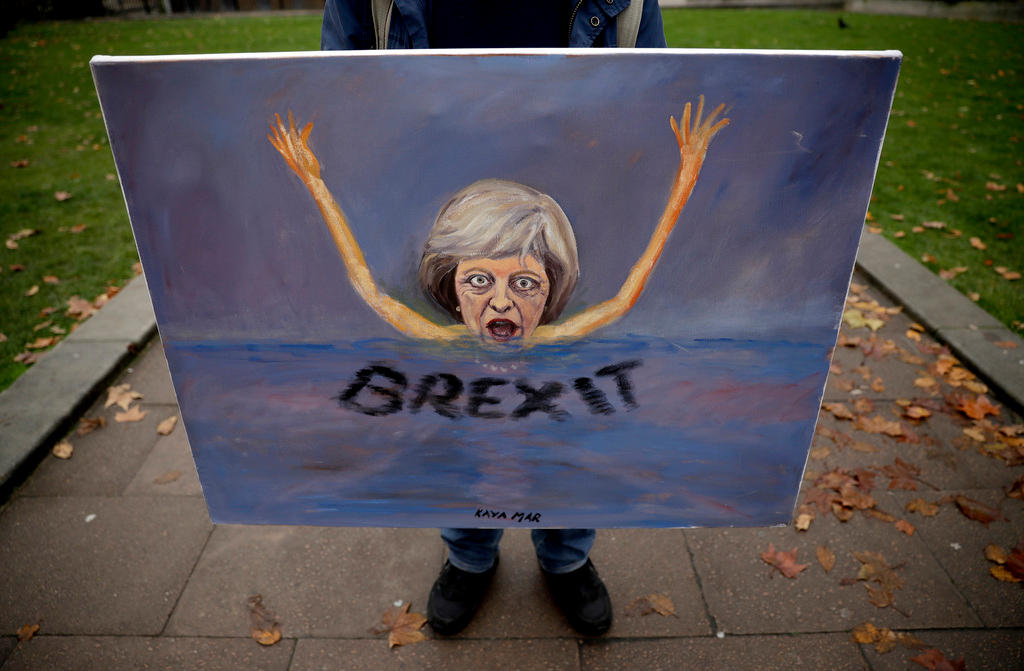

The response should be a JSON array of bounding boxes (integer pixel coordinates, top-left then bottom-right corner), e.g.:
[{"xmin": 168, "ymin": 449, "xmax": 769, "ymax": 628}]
[
  {"xmin": 616, "ymin": 0, "xmax": 643, "ymax": 48},
  {"xmin": 370, "ymin": 0, "xmax": 394, "ymax": 49}
]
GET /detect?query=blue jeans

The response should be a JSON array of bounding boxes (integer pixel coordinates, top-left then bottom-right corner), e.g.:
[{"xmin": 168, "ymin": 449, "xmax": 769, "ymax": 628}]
[{"xmin": 441, "ymin": 528, "xmax": 595, "ymax": 574}]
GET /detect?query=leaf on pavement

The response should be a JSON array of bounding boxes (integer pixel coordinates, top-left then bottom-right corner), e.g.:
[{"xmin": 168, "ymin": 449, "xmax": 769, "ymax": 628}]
[
  {"xmin": 115, "ymin": 406, "xmax": 148, "ymax": 423},
  {"xmin": 760, "ymin": 543, "xmax": 808, "ymax": 579},
  {"xmin": 816, "ymin": 545, "xmax": 836, "ymax": 573},
  {"xmin": 903, "ymin": 406, "xmax": 931, "ymax": 420},
  {"xmin": 16, "ymin": 623, "xmax": 40, "ymax": 642},
  {"xmin": 1007, "ymin": 475, "xmax": 1024, "ymax": 499},
  {"xmin": 856, "ymin": 415, "xmax": 904, "ymax": 437},
  {"xmin": 851, "ymin": 621, "xmax": 924, "ymax": 654},
  {"xmin": 905, "ymin": 498, "xmax": 940, "ymax": 516},
  {"xmin": 156, "ymin": 415, "xmax": 178, "ymax": 435},
  {"xmin": 894, "ymin": 519, "xmax": 915, "ymax": 535},
  {"xmin": 954, "ymin": 394, "xmax": 1000, "ymax": 420},
  {"xmin": 105, "ymin": 383, "xmax": 142, "ymax": 411},
  {"xmin": 153, "ymin": 470, "xmax": 182, "ymax": 485},
  {"xmin": 247, "ymin": 594, "xmax": 282, "ymax": 646},
  {"xmin": 372, "ymin": 602, "xmax": 427, "ymax": 648},
  {"xmin": 77, "ymin": 416, "xmax": 106, "ymax": 436},
  {"xmin": 877, "ymin": 458, "xmax": 920, "ymax": 491},
  {"xmin": 909, "ymin": 648, "xmax": 965, "ymax": 671},
  {"xmin": 52, "ymin": 441, "xmax": 73, "ymax": 459},
  {"xmin": 952, "ymin": 495, "xmax": 1004, "ymax": 527},
  {"xmin": 823, "ymin": 402, "xmax": 855, "ymax": 420},
  {"xmin": 625, "ymin": 593, "xmax": 677, "ymax": 617},
  {"xmin": 849, "ymin": 551, "xmax": 904, "ymax": 611}
]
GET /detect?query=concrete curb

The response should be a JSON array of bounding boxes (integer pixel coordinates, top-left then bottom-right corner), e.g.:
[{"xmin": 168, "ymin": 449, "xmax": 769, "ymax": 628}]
[
  {"xmin": 856, "ymin": 233, "xmax": 1024, "ymax": 414},
  {"xmin": 0, "ymin": 275, "xmax": 156, "ymax": 498},
  {"xmin": 1, "ymin": 235, "xmax": 1021, "ymax": 497}
]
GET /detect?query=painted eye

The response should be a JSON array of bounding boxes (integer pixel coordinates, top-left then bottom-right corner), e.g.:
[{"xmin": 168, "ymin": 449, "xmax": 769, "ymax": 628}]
[
  {"xmin": 512, "ymin": 276, "xmax": 538, "ymax": 291},
  {"xmin": 468, "ymin": 274, "xmax": 491, "ymax": 288}
]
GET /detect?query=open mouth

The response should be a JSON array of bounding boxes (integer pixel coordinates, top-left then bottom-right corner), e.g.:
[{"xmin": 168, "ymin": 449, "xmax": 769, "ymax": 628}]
[{"xmin": 485, "ymin": 319, "xmax": 519, "ymax": 341}]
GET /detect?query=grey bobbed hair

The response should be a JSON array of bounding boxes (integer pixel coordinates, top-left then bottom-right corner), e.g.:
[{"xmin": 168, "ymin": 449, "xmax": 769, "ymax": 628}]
[{"xmin": 418, "ymin": 179, "xmax": 580, "ymax": 324}]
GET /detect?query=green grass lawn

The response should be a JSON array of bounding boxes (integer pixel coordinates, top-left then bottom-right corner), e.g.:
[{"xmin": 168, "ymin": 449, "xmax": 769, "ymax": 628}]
[{"xmin": 1, "ymin": 10, "xmax": 1021, "ymax": 391}]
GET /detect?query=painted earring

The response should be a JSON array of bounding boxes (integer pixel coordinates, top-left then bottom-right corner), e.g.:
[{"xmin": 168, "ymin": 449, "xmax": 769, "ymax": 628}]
[{"xmin": 455, "ymin": 306, "xmax": 461, "ymax": 312}]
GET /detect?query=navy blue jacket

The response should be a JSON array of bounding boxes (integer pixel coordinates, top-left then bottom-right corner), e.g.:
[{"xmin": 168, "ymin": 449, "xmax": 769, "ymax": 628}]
[{"xmin": 321, "ymin": 0, "xmax": 667, "ymax": 50}]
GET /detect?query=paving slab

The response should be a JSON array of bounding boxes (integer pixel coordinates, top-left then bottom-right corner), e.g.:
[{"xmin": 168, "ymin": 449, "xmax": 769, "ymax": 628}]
[
  {"xmin": 684, "ymin": 509, "xmax": 981, "ymax": 634},
  {"xmin": 884, "ymin": 489, "xmax": 1024, "ymax": 627},
  {"xmin": 580, "ymin": 633, "xmax": 867, "ymax": 671},
  {"xmin": 165, "ymin": 525, "xmax": 441, "ymax": 638},
  {"xmin": 122, "ymin": 424, "xmax": 202, "ymax": 497},
  {"xmin": 290, "ymin": 638, "xmax": 579, "ymax": 671},
  {"xmin": 14, "ymin": 394, "xmax": 167, "ymax": 498},
  {"xmin": 0, "ymin": 637, "xmax": 16, "ymax": 668},
  {"xmin": 0, "ymin": 636, "xmax": 294, "ymax": 671},
  {"xmin": 0, "ymin": 496, "xmax": 212, "ymax": 635},
  {"xmin": 857, "ymin": 628, "xmax": 1024, "ymax": 671}
]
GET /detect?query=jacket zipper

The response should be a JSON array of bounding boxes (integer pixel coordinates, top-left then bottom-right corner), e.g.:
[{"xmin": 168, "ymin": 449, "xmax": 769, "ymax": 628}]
[{"xmin": 568, "ymin": 0, "xmax": 585, "ymax": 45}]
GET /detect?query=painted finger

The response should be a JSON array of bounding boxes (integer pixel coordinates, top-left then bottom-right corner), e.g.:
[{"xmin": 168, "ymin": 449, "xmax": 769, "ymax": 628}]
[
  {"xmin": 682, "ymin": 102, "xmax": 691, "ymax": 145},
  {"xmin": 669, "ymin": 115, "xmax": 680, "ymax": 144},
  {"xmin": 709, "ymin": 117, "xmax": 730, "ymax": 138},
  {"xmin": 694, "ymin": 95, "xmax": 705, "ymax": 133},
  {"xmin": 702, "ymin": 102, "xmax": 726, "ymax": 131},
  {"xmin": 301, "ymin": 121, "xmax": 313, "ymax": 144}
]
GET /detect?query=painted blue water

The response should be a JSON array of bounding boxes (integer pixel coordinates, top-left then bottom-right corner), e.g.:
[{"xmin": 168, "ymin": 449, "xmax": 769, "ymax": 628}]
[{"xmin": 166, "ymin": 336, "xmax": 829, "ymax": 528}]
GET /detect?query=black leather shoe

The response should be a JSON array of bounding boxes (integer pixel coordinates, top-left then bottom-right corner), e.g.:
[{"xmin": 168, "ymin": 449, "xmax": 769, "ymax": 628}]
[
  {"xmin": 427, "ymin": 558, "xmax": 497, "ymax": 636},
  {"xmin": 542, "ymin": 559, "xmax": 613, "ymax": 635}
]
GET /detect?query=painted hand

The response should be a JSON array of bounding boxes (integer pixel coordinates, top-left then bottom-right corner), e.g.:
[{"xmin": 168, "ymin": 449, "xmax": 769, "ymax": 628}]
[
  {"xmin": 669, "ymin": 95, "xmax": 729, "ymax": 169},
  {"xmin": 268, "ymin": 111, "xmax": 322, "ymax": 184}
]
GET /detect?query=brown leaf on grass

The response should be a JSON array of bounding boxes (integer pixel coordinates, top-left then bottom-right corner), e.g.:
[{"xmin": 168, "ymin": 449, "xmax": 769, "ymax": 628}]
[
  {"xmin": 877, "ymin": 458, "xmax": 921, "ymax": 491},
  {"xmin": 10, "ymin": 159, "xmax": 29, "ymax": 168},
  {"xmin": 66, "ymin": 296, "xmax": 97, "ymax": 320},
  {"xmin": 69, "ymin": 223, "xmax": 87, "ymax": 233},
  {"xmin": 816, "ymin": 545, "xmax": 836, "ymax": 573},
  {"xmin": 43, "ymin": 275, "xmax": 59, "ymax": 284},
  {"xmin": 16, "ymin": 623, "xmax": 40, "ymax": 642},
  {"xmin": 52, "ymin": 441, "xmax": 73, "ymax": 459},
  {"xmin": 625, "ymin": 593, "xmax": 677, "ymax": 617},
  {"xmin": 954, "ymin": 394, "xmax": 1000, "ymax": 420},
  {"xmin": 77, "ymin": 416, "xmax": 106, "ymax": 436},
  {"xmin": 156, "ymin": 415, "xmax": 178, "ymax": 435},
  {"xmin": 372, "ymin": 602, "xmax": 427, "ymax": 648},
  {"xmin": 995, "ymin": 266, "xmax": 1021, "ymax": 281},
  {"xmin": 25, "ymin": 284, "xmax": 39, "ymax": 297},
  {"xmin": 906, "ymin": 498, "xmax": 940, "ymax": 516},
  {"xmin": 760, "ymin": 543, "xmax": 808, "ymax": 578},
  {"xmin": 247, "ymin": 594, "xmax": 282, "ymax": 646},
  {"xmin": 13, "ymin": 351, "xmax": 42, "ymax": 365},
  {"xmin": 25, "ymin": 336, "xmax": 56, "ymax": 349},
  {"xmin": 823, "ymin": 402, "xmax": 855, "ymax": 420},
  {"xmin": 54, "ymin": 190, "xmax": 71, "ymax": 201},
  {"xmin": 921, "ymin": 253, "xmax": 937, "ymax": 264},
  {"xmin": 115, "ymin": 406, "xmax": 148, "ymax": 423},
  {"xmin": 921, "ymin": 220, "xmax": 945, "ymax": 229},
  {"xmin": 894, "ymin": 519, "xmax": 915, "ymax": 535},
  {"xmin": 105, "ymin": 383, "xmax": 142, "ymax": 411},
  {"xmin": 153, "ymin": 470, "xmax": 182, "ymax": 485},
  {"xmin": 953, "ymin": 495, "xmax": 1004, "ymax": 527},
  {"xmin": 969, "ymin": 236, "xmax": 987, "ymax": 250},
  {"xmin": 910, "ymin": 648, "xmax": 965, "ymax": 671}
]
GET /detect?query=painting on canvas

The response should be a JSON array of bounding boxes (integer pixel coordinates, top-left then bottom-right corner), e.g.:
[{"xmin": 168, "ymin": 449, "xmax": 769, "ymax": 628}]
[{"xmin": 92, "ymin": 49, "xmax": 901, "ymax": 528}]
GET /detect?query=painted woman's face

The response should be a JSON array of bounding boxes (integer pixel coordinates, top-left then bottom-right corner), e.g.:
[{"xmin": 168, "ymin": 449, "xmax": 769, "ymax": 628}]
[{"xmin": 455, "ymin": 255, "xmax": 550, "ymax": 342}]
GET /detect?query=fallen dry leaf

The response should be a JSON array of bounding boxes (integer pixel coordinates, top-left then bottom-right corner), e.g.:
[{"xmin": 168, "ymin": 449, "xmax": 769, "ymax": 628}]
[
  {"xmin": 905, "ymin": 498, "xmax": 940, "ymax": 516},
  {"xmin": 955, "ymin": 394, "xmax": 1000, "ymax": 420},
  {"xmin": 903, "ymin": 406, "xmax": 932, "ymax": 420},
  {"xmin": 795, "ymin": 511, "xmax": 813, "ymax": 531},
  {"xmin": 16, "ymin": 623, "xmax": 40, "ymax": 642},
  {"xmin": 877, "ymin": 458, "xmax": 920, "ymax": 491},
  {"xmin": 77, "ymin": 416, "xmax": 106, "ymax": 436},
  {"xmin": 969, "ymin": 236, "xmax": 987, "ymax": 250},
  {"xmin": 152, "ymin": 470, "xmax": 182, "ymax": 485},
  {"xmin": 54, "ymin": 190, "xmax": 72, "ymax": 201},
  {"xmin": 52, "ymin": 441, "xmax": 73, "ymax": 459},
  {"xmin": 823, "ymin": 402, "xmax": 855, "ymax": 420},
  {"xmin": 952, "ymin": 495, "xmax": 1004, "ymax": 527},
  {"xmin": 894, "ymin": 519, "xmax": 915, "ymax": 536},
  {"xmin": 910, "ymin": 648, "xmax": 965, "ymax": 671},
  {"xmin": 994, "ymin": 340, "xmax": 1018, "ymax": 349},
  {"xmin": 984, "ymin": 544, "xmax": 1008, "ymax": 564},
  {"xmin": 1007, "ymin": 475, "xmax": 1024, "ymax": 500},
  {"xmin": 25, "ymin": 284, "xmax": 39, "ymax": 297},
  {"xmin": 851, "ymin": 621, "xmax": 924, "ymax": 654},
  {"xmin": 761, "ymin": 543, "xmax": 808, "ymax": 579},
  {"xmin": 13, "ymin": 351, "xmax": 42, "ymax": 365},
  {"xmin": 990, "ymin": 565, "xmax": 1021, "ymax": 583},
  {"xmin": 816, "ymin": 545, "xmax": 836, "ymax": 573},
  {"xmin": 856, "ymin": 415, "xmax": 904, "ymax": 438},
  {"xmin": 625, "ymin": 593, "xmax": 677, "ymax": 617},
  {"xmin": 25, "ymin": 336, "xmax": 56, "ymax": 350},
  {"xmin": 105, "ymin": 383, "xmax": 142, "ymax": 411},
  {"xmin": 372, "ymin": 602, "xmax": 428, "ymax": 648},
  {"xmin": 247, "ymin": 594, "xmax": 282, "ymax": 646},
  {"xmin": 115, "ymin": 406, "xmax": 148, "ymax": 423},
  {"xmin": 43, "ymin": 275, "xmax": 59, "ymax": 284},
  {"xmin": 69, "ymin": 223, "xmax": 87, "ymax": 233},
  {"xmin": 156, "ymin": 415, "xmax": 178, "ymax": 435},
  {"xmin": 66, "ymin": 296, "xmax": 97, "ymax": 320}
]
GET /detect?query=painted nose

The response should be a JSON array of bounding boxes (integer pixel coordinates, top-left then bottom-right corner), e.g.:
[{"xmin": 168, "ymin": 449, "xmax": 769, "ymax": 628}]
[{"xmin": 489, "ymin": 286, "xmax": 513, "ymax": 312}]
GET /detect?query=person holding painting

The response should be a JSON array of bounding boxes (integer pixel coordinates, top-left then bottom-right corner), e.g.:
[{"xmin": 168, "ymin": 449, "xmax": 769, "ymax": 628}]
[{"xmin": 312, "ymin": 0, "xmax": 703, "ymax": 638}]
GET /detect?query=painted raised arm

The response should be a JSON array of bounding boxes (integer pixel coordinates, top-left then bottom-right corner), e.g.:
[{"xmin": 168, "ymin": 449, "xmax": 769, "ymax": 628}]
[
  {"xmin": 268, "ymin": 113, "xmax": 453, "ymax": 340},
  {"xmin": 544, "ymin": 95, "xmax": 729, "ymax": 340}
]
